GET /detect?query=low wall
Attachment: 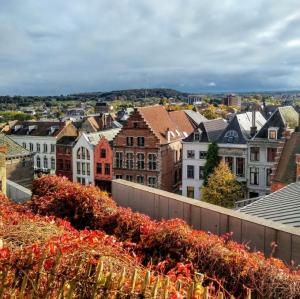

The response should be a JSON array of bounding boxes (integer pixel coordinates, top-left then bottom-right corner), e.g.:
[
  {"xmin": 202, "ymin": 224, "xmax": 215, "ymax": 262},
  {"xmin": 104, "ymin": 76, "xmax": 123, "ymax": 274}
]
[
  {"xmin": 112, "ymin": 179, "xmax": 300, "ymax": 265},
  {"xmin": 7, "ymin": 180, "xmax": 32, "ymax": 203}
]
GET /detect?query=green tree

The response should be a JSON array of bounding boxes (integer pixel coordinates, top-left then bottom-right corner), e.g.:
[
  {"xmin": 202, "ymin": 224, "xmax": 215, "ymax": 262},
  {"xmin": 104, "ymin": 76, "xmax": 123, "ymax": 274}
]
[
  {"xmin": 201, "ymin": 160, "xmax": 243, "ymax": 208},
  {"xmin": 203, "ymin": 142, "xmax": 219, "ymax": 185}
]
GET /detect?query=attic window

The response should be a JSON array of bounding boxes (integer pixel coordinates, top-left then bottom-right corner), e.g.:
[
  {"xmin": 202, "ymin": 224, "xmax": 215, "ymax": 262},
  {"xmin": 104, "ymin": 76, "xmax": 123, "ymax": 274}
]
[
  {"xmin": 194, "ymin": 132, "xmax": 200, "ymax": 141},
  {"xmin": 133, "ymin": 122, "xmax": 138, "ymax": 128},
  {"xmin": 224, "ymin": 130, "xmax": 238, "ymax": 143},
  {"xmin": 268, "ymin": 127, "xmax": 278, "ymax": 140}
]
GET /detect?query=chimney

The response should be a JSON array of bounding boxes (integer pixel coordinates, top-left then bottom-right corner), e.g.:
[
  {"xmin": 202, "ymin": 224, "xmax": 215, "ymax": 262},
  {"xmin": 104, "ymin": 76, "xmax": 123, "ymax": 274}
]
[
  {"xmin": 166, "ymin": 128, "xmax": 171, "ymax": 142},
  {"xmin": 250, "ymin": 110, "xmax": 257, "ymax": 137}
]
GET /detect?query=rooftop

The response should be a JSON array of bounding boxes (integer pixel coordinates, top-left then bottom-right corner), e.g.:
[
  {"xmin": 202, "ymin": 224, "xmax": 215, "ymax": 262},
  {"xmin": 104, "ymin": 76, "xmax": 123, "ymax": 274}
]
[{"xmin": 0, "ymin": 133, "xmax": 31, "ymax": 157}]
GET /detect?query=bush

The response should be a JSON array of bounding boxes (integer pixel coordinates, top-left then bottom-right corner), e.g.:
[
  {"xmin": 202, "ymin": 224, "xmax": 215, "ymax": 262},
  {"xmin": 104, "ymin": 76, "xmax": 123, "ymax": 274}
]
[{"xmin": 28, "ymin": 176, "xmax": 300, "ymax": 298}]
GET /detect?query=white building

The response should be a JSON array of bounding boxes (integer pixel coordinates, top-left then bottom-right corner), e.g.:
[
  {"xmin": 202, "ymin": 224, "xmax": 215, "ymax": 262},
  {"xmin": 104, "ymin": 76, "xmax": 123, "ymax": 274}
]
[
  {"xmin": 7, "ymin": 121, "xmax": 77, "ymax": 174},
  {"xmin": 182, "ymin": 118, "xmax": 228, "ymax": 199}
]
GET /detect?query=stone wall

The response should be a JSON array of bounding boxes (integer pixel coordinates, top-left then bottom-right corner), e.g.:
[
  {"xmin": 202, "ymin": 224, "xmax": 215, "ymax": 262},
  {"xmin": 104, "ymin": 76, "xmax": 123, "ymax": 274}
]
[{"xmin": 112, "ymin": 179, "xmax": 300, "ymax": 264}]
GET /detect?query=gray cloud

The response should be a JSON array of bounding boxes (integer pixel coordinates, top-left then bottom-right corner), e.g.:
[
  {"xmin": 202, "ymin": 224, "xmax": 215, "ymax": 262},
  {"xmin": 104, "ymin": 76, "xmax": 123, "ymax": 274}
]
[{"xmin": 0, "ymin": 0, "xmax": 300, "ymax": 95}]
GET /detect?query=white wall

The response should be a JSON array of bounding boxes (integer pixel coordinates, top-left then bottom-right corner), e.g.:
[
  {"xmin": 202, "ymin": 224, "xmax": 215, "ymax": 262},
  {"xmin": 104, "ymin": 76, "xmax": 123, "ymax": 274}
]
[
  {"xmin": 182, "ymin": 142, "xmax": 209, "ymax": 200},
  {"xmin": 72, "ymin": 134, "xmax": 94, "ymax": 185},
  {"xmin": 8, "ymin": 135, "xmax": 56, "ymax": 173}
]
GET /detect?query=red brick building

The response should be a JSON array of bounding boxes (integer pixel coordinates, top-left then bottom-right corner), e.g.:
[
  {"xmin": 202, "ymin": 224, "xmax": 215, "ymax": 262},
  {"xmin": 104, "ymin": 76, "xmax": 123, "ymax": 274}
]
[
  {"xmin": 112, "ymin": 106, "xmax": 199, "ymax": 192},
  {"xmin": 56, "ymin": 136, "xmax": 78, "ymax": 181}
]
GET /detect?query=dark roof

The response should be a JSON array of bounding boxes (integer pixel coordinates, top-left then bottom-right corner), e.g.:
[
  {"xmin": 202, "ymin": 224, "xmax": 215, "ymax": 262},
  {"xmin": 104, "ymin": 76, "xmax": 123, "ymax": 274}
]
[
  {"xmin": 272, "ymin": 132, "xmax": 300, "ymax": 185},
  {"xmin": 184, "ymin": 118, "xmax": 228, "ymax": 143},
  {"xmin": 254, "ymin": 106, "xmax": 298, "ymax": 140},
  {"xmin": 217, "ymin": 111, "xmax": 266, "ymax": 144},
  {"xmin": 57, "ymin": 136, "xmax": 78, "ymax": 146},
  {"xmin": 0, "ymin": 133, "xmax": 30, "ymax": 157},
  {"xmin": 239, "ymin": 182, "xmax": 300, "ymax": 227},
  {"xmin": 7, "ymin": 121, "xmax": 66, "ymax": 137}
]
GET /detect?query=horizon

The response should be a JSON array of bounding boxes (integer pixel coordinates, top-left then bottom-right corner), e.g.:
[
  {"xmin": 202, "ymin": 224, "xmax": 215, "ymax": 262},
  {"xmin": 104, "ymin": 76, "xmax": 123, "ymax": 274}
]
[{"xmin": 1, "ymin": 1, "xmax": 300, "ymax": 95}]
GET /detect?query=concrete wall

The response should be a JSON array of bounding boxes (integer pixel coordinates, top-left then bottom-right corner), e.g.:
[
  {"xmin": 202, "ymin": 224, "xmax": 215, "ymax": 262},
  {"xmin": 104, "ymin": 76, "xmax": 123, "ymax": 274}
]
[
  {"xmin": 112, "ymin": 179, "xmax": 300, "ymax": 264},
  {"xmin": 7, "ymin": 179, "xmax": 32, "ymax": 203}
]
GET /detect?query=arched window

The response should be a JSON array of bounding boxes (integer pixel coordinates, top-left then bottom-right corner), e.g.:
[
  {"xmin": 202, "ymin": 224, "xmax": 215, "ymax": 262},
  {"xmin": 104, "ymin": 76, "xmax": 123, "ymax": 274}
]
[
  {"xmin": 36, "ymin": 156, "xmax": 41, "ymax": 168},
  {"xmin": 44, "ymin": 156, "xmax": 48, "ymax": 169},
  {"xmin": 77, "ymin": 147, "xmax": 90, "ymax": 160}
]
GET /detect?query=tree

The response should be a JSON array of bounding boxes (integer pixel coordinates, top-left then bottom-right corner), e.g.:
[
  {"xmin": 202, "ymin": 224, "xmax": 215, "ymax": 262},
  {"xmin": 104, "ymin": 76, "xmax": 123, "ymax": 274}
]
[
  {"xmin": 201, "ymin": 160, "xmax": 243, "ymax": 208},
  {"xmin": 201, "ymin": 104, "xmax": 219, "ymax": 119},
  {"xmin": 203, "ymin": 143, "xmax": 219, "ymax": 185}
]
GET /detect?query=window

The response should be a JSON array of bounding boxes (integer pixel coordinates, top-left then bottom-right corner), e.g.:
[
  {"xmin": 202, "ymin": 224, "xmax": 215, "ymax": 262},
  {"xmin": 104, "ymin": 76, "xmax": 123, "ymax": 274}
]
[
  {"xmin": 137, "ymin": 175, "xmax": 144, "ymax": 184},
  {"xmin": 250, "ymin": 167, "xmax": 259, "ymax": 185},
  {"xmin": 58, "ymin": 159, "xmax": 63, "ymax": 170},
  {"xmin": 137, "ymin": 137, "xmax": 145, "ymax": 147},
  {"xmin": 187, "ymin": 186, "xmax": 195, "ymax": 198},
  {"xmin": 199, "ymin": 166, "xmax": 204, "ymax": 179},
  {"xmin": 36, "ymin": 143, "xmax": 40, "ymax": 152},
  {"xmin": 225, "ymin": 157, "xmax": 233, "ymax": 172},
  {"xmin": 126, "ymin": 153, "xmax": 134, "ymax": 169},
  {"xmin": 224, "ymin": 130, "xmax": 238, "ymax": 143},
  {"xmin": 133, "ymin": 122, "xmax": 138, "ymax": 128},
  {"xmin": 77, "ymin": 147, "xmax": 90, "ymax": 160},
  {"xmin": 86, "ymin": 150, "xmax": 90, "ymax": 160},
  {"xmin": 51, "ymin": 157, "xmax": 55, "ymax": 170},
  {"xmin": 194, "ymin": 132, "xmax": 200, "ymax": 141},
  {"xmin": 236, "ymin": 157, "xmax": 245, "ymax": 177},
  {"xmin": 187, "ymin": 165, "xmax": 194, "ymax": 179},
  {"xmin": 50, "ymin": 144, "xmax": 55, "ymax": 153},
  {"xmin": 187, "ymin": 150, "xmax": 195, "ymax": 159},
  {"xmin": 36, "ymin": 156, "xmax": 41, "ymax": 168},
  {"xmin": 148, "ymin": 177, "xmax": 157, "ymax": 188},
  {"xmin": 65, "ymin": 160, "xmax": 71, "ymax": 171},
  {"xmin": 105, "ymin": 163, "xmax": 110, "ymax": 175},
  {"xmin": 137, "ymin": 153, "xmax": 145, "ymax": 170},
  {"xmin": 267, "ymin": 148, "xmax": 277, "ymax": 162},
  {"xmin": 266, "ymin": 168, "xmax": 272, "ymax": 186},
  {"xmin": 126, "ymin": 175, "xmax": 133, "ymax": 182},
  {"xmin": 115, "ymin": 152, "xmax": 123, "ymax": 168},
  {"xmin": 22, "ymin": 158, "xmax": 26, "ymax": 167},
  {"xmin": 250, "ymin": 147, "xmax": 260, "ymax": 161},
  {"xmin": 82, "ymin": 162, "xmax": 86, "ymax": 175},
  {"xmin": 87, "ymin": 163, "xmax": 90, "ymax": 175},
  {"xmin": 126, "ymin": 137, "xmax": 134, "ymax": 146},
  {"xmin": 44, "ymin": 156, "xmax": 48, "ymax": 169},
  {"xmin": 96, "ymin": 163, "xmax": 102, "ymax": 174},
  {"xmin": 199, "ymin": 151, "xmax": 207, "ymax": 159},
  {"xmin": 77, "ymin": 162, "xmax": 81, "ymax": 174},
  {"xmin": 29, "ymin": 143, "xmax": 33, "ymax": 151},
  {"xmin": 22, "ymin": 142, "xmax": 26, "ymax": 149},
  {"xmin": 116, "ymin": 175, "xmax": 123, "ymax": 179},
  {"xmin": 101, "ymin": 149, "xmax": 106, "ymax": 158},
  {"xmin": 268, "ymin": 128, "xmax": 277, "ymax": 139},
  {"xmin": 148, "ymin": 154, "xmax": 157, "ymax": 170},
  {"xmin": 43, "ymin": 144, "xmax": 48, "ymax": 153},
  {"xmin": 81, "ymin": 177, "xmax": 86, "ymax": 185}
]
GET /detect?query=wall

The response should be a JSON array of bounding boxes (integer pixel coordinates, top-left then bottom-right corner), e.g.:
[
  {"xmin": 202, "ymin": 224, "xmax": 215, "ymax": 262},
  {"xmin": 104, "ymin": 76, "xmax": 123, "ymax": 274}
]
[
  {"xmin": 112, "ymin": 179, "xmax": 300, "ymax": 264},
  {"xmin": 6, "ymin": 179, "xmax": 32, "ymax": 203}
]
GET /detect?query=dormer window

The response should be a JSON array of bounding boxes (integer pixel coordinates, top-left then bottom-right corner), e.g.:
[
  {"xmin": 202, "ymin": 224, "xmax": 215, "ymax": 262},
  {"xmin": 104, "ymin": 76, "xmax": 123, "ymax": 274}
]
[
  {"xmin": 194, "ymin": 132, "xmax": 200, "ymax": 141},
  {"xmin": 268, "ymin": 127, "xmax": 278, "ymax": 140},
  {"xmin": 224, "ymin": 130, "xmax": 238, "ymax": 143}
]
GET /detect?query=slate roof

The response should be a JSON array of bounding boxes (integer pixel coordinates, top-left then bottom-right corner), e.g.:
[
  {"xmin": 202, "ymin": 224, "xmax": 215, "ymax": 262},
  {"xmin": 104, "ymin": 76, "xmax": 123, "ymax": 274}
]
[
  {"xmin": 138, "ymin": 106, "xmax": 188, "ymax": 144},
  {"xmin": 272, "ymin": 132, "xmax": 300, "ymax": 185},
  {"xmin": 183, "ymin": 110, "xmax": 207, "ymax": 126},
  {"xmin": 239, "ymin": 182, "xmax": 300, "ymax": 227},
  {"xmin": 7, "ymin": 121, "xmax": 66, "ymax": 137},
  {"xmin": 184, "ymin": 118, "xmax": 228, "ymax": 143},
  {"xmin": 0, "ymin": 133, "xmax": 31, "ymax": 157},
  {"xmin": 217, "ymin": 111, "xmax": 266, "ymax": 144},
  {"xmin": 86, "ymin": 128, "xmax": 121, "ymax": 145},
  {"xmin": 56, "ymin": 136, "xmax": 78, "ymax": 146},
  {"xmin": 254, "ymin": 106, "xmax": 298, "ymax": 140}
]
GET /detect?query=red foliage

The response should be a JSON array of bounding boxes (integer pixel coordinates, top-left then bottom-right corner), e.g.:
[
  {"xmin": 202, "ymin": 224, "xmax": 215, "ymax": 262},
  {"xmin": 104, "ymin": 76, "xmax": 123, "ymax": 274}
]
[{"xmin": 28, "ymin": 176, "xmax": 300, "ymax": 298}]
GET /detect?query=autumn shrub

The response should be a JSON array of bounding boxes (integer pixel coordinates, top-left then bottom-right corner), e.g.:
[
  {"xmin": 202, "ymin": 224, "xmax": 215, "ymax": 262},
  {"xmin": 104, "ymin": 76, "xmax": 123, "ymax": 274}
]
[{"xmin": 29, "ymin": 176, "xmax": 300, "ymax": 298}]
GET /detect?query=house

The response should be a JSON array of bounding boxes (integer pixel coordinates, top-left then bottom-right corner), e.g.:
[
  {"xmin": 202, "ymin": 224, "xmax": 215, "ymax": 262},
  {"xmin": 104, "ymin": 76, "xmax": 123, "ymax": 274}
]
[
  {"xmin": 80, "ymin": 114, "xmax": 120, "ymax": 133},
  {"xmin": 95, "ymin": 102, "xmax": 112, "ymax": 114},
  {"xmin": 112, "ymin": 106, "xmax": 199, "ymax": 192},
  {"xmin": 115, "ymin": 107, "xmax": 134, "ymax": 123},
  {"xmin": 182, "ymin": 118, "xmax": 228, "ymax": 199},
  {"xmin": 216, "ymin": 111, "xmax": 266, "ymax": 191},
  {"xmin": 56, "ymin": 136, "xmax": 78, "ymax": 181},
  {"xmin": 239, "ymin": 182, "xmax": 300, "ymax": 228},
  {"xmin": 222, "ymin": 94, "xmax": 241, "ymax": 107},
  {"xmin": 0, "ymin": 134, "xmax": 34, "ymax": 188},
  {"xmin": 247, "ymin": 106, "xmax": 299, "ymax": 197},
  {"xmin": 6, "ymin": 121, "xmax": 77, "ymax": 174},
  {"xmin": 72, "ymin": 128, "xmax": 120, "ymax": 188},
  {"xmin": 271, "ymin": 131, "xmax": 300, "ymax": 192}
]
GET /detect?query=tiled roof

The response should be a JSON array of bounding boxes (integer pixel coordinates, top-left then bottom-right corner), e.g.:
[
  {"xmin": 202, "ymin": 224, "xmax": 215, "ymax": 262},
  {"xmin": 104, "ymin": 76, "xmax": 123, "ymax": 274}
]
[
  {"xmin": 239, "ymin": 182, "xmax": 300, "ymax": 227},
  {"xmin": 0, "ymin": 133, "xmax": 31, "ymax": 157},
  {"xmin": 272, "ymin": 132, "xmax": 300, "ymax": 185},
  {"xmin": 7, "ymin": 121, "xmax": 66, "ymax": 137},
  {"xmin": 169, "ymin": 110, "xmax": 197, "ymax": 135},
  {"xmin": 138, "ymin": 106, "xmax": 187, "ymax": 144},
  {"xmin": 254, "ymin": 106, "xmax": 298, "ymax": 140},
  {"xmin": 86, "ymin": 128, "xmax": 121, "ymax": 145}
]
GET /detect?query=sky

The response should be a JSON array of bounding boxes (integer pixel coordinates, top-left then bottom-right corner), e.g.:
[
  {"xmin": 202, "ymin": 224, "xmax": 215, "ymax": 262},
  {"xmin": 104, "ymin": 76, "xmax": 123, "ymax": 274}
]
[{"xmin": 1, "ymin": 0, "xmax": 300, "ymax": 95}]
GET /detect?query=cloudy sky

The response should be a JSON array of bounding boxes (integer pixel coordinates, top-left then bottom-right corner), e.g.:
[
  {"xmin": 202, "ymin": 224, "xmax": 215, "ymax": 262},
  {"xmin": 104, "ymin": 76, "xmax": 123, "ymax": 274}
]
[{"xmin": 1, "ymin": 0, "xmax": 300, "ymax": 95}]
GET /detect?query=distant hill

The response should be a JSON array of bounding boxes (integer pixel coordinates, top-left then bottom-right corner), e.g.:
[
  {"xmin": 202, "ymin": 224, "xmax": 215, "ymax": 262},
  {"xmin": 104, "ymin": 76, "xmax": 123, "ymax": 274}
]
[{"xmin": 71, "ymin": 88, "xmax": 188, "ymax": 100}]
